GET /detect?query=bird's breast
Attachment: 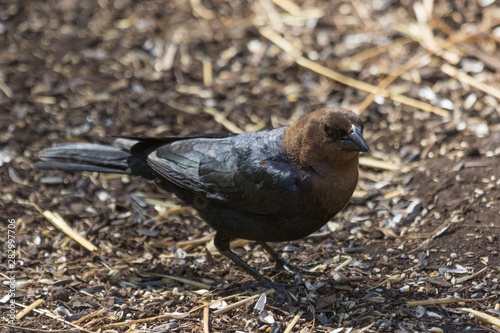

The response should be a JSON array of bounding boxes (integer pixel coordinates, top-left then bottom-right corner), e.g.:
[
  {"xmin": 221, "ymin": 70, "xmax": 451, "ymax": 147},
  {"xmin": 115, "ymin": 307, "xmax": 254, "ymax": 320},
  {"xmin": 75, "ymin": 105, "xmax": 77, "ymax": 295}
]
[{"xmin": 309, "ymin": 162, "xmax": 359, "ymax": 218}]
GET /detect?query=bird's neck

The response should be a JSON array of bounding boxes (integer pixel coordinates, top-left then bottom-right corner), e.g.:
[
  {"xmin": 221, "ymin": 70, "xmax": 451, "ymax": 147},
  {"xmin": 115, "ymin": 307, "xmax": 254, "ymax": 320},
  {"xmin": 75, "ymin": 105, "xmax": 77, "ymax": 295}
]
[{"xmin": 282, "ymin": 125, "xmax": 303, "ymax": 167}]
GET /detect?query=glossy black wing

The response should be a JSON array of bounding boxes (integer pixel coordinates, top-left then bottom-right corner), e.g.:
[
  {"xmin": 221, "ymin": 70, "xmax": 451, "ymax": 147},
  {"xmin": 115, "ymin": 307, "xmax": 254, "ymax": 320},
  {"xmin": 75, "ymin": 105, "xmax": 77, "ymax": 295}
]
[{"xmin": 145, "ymin": 128, "xmax": 304, "ymax": 215}]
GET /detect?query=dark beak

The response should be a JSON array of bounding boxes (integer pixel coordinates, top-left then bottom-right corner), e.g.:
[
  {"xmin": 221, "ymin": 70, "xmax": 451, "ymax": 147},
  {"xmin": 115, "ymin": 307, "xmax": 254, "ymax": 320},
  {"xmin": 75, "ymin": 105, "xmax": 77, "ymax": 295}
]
[{"xmin": 339, "ymin": 124, "xmax": 369, "ymax": 152}]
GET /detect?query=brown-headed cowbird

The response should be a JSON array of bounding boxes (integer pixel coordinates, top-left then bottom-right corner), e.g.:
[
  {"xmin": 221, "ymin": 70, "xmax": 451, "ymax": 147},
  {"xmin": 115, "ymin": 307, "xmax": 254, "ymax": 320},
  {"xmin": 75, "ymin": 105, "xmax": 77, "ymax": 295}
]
[{"xmin": 35, "ymin": 107, "xmax": 368, "ymax": 287}]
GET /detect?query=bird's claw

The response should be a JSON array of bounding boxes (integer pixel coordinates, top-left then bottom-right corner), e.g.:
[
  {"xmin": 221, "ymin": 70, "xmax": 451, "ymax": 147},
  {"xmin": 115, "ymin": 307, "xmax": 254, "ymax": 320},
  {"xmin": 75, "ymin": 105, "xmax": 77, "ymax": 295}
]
[{"xmin": 276, "ymin": 261, "xmax": 327, "ymax": 277}]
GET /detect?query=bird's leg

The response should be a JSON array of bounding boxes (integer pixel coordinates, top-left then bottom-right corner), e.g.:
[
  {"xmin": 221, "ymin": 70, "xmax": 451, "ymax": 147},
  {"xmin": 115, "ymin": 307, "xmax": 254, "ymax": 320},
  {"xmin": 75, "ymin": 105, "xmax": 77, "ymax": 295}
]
[
  {"xmin": 258, "ymin": 242, "xmax": 326, "ymax": 276},
  {"xmin": 214, "ymin": 234, "xmax": 275, "ymax": 288}
]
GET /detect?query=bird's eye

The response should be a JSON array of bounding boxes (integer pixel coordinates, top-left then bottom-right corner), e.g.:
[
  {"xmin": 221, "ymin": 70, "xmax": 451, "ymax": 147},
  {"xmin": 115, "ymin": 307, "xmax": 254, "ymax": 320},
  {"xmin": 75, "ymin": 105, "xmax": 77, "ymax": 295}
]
[{"xmin": 323, "ymin": 123, "xmax": 332, "ymax": 135}]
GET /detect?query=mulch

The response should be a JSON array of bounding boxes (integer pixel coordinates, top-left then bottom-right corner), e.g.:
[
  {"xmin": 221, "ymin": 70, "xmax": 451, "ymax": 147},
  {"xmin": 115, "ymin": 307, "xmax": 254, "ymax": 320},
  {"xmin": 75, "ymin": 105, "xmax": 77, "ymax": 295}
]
[{"xmin": 1, "ymin": 0, "xmax": 499, "ymax": 332}]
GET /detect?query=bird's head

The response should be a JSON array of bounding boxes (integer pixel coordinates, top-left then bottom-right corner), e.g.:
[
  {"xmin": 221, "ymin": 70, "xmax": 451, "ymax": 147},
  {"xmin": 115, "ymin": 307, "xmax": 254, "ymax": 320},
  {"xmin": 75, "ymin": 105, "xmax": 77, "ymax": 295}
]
[{"xmin": 283, "ymin": 107, "xmax": 368, "ymax": 170}]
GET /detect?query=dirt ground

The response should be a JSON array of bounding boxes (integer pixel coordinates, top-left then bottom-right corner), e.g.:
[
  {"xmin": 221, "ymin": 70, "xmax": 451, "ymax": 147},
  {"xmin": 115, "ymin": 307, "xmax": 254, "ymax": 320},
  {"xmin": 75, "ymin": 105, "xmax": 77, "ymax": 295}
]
[{"xmin": 1, "ymin": 0, "xmax": 500, "ymax": 332}]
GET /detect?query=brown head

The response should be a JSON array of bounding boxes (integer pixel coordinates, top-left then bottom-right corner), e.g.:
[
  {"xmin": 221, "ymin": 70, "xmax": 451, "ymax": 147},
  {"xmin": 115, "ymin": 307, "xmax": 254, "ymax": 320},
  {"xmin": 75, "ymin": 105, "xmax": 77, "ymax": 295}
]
[{"xmin": 283, "ymin": 107, "xmax": 368, "ymax": 175}]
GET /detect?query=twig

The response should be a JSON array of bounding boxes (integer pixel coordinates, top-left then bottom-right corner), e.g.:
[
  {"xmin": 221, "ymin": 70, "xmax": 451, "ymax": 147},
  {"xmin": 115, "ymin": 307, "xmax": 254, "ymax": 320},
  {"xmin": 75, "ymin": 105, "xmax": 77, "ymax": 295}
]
[
  {"xmin": 395, "ymin": 15, "xmax": 500, "ymax": 95},
  {"xmin": 441, "ymin": 64, "xmax": 500, "ymax": 101},
  {"xmin": 271, "ymin": 0, "xmax": 301, "ymax": 14},
  {"xmin": 15, "ymin": 299, "xmax": 45, "ymax": 320},
  {"xmin": 73, "ymin": 308, "xmax": 107, "ymax": 326},
  {"xmin": 352, "ymin": 190, "xmax": 367, "ymax": 199},
  {"xmin": 409, "ymin": 2, "xmax": 460, "ymax": 64},
  {"xmin": 13, "ymin": 302, "xmax": 92, "ymax": 333},
  {"xmin": 334, "ymin": 256, "xmax": 353, "ymax": 272},
  {"xmin": 189, "ymin": 292, "xmax": 247, "ymax": 313},
  {"xmin": 357, "ymin": 50, "xmax": 433, "ymax": 114},
  {"xmin": 258, "ymin": 27, "xmax": 449, "ymax": 117},
  {"xmin": 456, "ymin": 267, "xmax": 488, "ymax": 284},
  {"xmin": 203, "ymin": 107, "xmax": 244, "ymax": 133},
  {"xmin": 283, "ymin": 310, "xmax": 303, "ymax": 333},
  {"xmin": 400, "ymin": 218, "xmax": 450, "ymax": 241},
  {"xmin": 213, "ymin": 289, "xmax": 275, "ymax": 315},
  {"xmin": 0, "ymin": 325, "xmax": 73, "ymax": 333},
  {"xmin": 159, "ymin": 99, "xmax": 245, "ymax": 133},
  {"xmin": 177, "ymin": 232, "xmax": 216, "ymax": 251},
  {"xmin": 359, "ymin": 322, "xmax": 376, "ymax": 332},
  {"xmin": 339, "ymin": 37, "xmax": 413, "ymax": 70},
  {"xmin": 253, "ymin": 8, "xmax": 324, "ymax": 27},
  {"xmin": 189, "ymin": 0, "xmax": 215, "ymax": 20},
  {"xmin": 431, "ymin": 16, "xmax": 500, "ymax": 46},
  {"xmin": 460, "ymin": 308, "xmax": 500, "ymax": 328},
  {"xmin": 384, "ymin": 189, "xmax": 402, "ymax": 200},
  {"xmin": 202, "ymin": 56, "xmax": 212, "ymax": 87},
  {"xmin": 407, "ymin": 296, "xmax": 494, "ymax": 307},
  {"xmin": 350, "ymin": 0, "xmax": 377, "ymax": 30},
  {"xmin": 0, "ymin": 76, "xmax": 13, "ymax": 98},
  {"xmin": 95, "ymin": 313, "xmax": 188, "ymax": 329},
  {"xmin": 31, "ymin": 203, "xmax": 98, "ymax": 252},
  {"xmin": 160, "ymin": 99, "xmax": 198, "ymax": 115},
  {"xmin": 460, "ymin": 43, "xmax": 500, "ymax": 72},
  {"xmin": 203, "ymin": 307, "xmax": 210, "ymax": 333},
  {"xmin": 359, "ymin": 157, "xmax": 399, "ymax": 171},
  {"xmin": 142, "ymin": 272, "xmax": 212, "ymax": 290}
]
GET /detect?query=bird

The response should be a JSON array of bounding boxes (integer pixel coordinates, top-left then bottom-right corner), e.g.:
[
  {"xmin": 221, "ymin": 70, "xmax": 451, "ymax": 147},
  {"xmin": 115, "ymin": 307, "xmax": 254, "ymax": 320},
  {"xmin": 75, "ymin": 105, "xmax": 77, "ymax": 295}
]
[{"xmin": 35, "ymin": 107, "xmax": 368, "ymax": 287}]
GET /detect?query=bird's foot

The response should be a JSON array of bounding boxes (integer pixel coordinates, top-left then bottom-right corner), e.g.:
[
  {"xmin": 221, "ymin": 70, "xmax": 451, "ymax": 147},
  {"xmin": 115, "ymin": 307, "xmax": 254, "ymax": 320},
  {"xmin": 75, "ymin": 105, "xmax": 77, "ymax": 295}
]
[
  {"xmin": 257, "ymin": 242, "xmax": 327, "ymax": 277},
  {"xmin": 261, "ymin": 260, "xmax": 327, "ymax": 277},
  {"xmin": 258, "ymin": 276, "xmax": 295, "ymax": 292}
]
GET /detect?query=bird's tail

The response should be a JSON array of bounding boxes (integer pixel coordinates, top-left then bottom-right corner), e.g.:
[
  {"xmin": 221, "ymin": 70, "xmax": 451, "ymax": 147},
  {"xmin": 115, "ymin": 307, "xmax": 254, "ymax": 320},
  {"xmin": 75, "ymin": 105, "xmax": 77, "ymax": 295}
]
[{"xmin": 35, "ymin": 143, "xmax": 133, "ymax": 174}]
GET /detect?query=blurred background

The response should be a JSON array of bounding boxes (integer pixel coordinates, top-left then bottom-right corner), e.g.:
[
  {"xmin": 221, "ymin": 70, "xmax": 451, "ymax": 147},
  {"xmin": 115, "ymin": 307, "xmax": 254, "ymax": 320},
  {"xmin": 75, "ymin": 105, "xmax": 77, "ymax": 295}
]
[{"xmin": 1, "ymin": 0, "xmax": 499, "ymax": 332}]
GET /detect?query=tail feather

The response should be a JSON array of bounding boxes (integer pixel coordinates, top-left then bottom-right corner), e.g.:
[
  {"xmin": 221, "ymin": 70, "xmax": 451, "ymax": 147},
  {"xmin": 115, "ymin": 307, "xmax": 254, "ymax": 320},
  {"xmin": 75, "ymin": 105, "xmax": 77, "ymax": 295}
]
[{"xmin": 35, "ymin": 143, "xmax": 132, "ymax": 174}]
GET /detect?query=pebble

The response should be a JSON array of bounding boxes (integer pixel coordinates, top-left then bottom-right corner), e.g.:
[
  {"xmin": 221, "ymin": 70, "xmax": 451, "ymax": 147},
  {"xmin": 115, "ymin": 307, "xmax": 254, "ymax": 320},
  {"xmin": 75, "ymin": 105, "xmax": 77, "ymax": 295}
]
[
  {"xmin": 439, "ymin": 98, "xmax": 454, "ymax": 110},
  {"xmin": 0, "ymin": 147, "xmax": 16, "ymax": 167},
  {"xmin": 40, "ymin": 176, "xmax": 63, "ymax": 184},
  {"xmin": 415, "ymin": 305, "xmax": 426, "ymax": 318},
  {"xmin": 473, "ymin": 122, "xmax": 489, "ymax": 138},
  {"xmin": 400, "ymin": 285, "xmax": 410, "ymax": 292},
  {"xmin": 419, "ymin": 86, "xmax": 436, "ymax": 100},
  {"xmin": 463, "ymin": 94, "xmax": 477, "ymax": 109},
  {"xmin": 96, "ymin": 189, "xmax": 110, "ymax": 201},
  {"xmin": 461, "ymin": 58, "xmax": 484, "ymax": 73}
]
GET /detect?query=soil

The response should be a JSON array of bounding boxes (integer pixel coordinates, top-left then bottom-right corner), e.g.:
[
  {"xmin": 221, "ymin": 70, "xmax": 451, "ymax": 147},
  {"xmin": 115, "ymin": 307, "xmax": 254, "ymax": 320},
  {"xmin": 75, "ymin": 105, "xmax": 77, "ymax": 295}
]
[{"xmin": 1, "ymin": 0, "xmax": 499, "ymax": 332}]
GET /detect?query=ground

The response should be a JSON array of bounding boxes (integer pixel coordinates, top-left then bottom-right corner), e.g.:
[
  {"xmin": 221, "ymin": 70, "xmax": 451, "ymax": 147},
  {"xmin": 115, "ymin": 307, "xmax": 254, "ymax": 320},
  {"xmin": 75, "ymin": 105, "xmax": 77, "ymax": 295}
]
[{"xmin": 1, "ymin": 0, "xmax": 500, "ymax": 332}]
